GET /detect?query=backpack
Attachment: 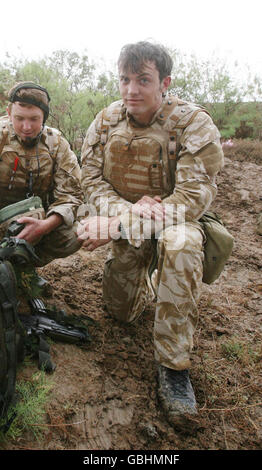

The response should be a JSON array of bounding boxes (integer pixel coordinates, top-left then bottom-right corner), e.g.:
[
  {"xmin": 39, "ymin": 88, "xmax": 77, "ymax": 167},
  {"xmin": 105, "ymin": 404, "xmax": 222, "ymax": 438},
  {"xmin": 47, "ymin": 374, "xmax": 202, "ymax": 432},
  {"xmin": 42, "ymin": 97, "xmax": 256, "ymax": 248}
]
[
  {"xmin": 0, "ymin": 232, "xmax": 92, "ymax": 433},
  {"xmin": 0, "ymin": 260, "xmax": 22, "ymax": 431}
]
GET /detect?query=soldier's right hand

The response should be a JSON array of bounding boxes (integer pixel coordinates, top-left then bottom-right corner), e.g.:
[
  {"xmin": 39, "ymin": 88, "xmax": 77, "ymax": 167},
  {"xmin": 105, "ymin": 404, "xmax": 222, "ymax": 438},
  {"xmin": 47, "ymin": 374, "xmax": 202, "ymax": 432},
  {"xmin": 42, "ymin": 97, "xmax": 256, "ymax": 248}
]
[
  {"xmin": 16, "ymin": 214, "xmax": 63, "ymax": 245},
  {"xmin": 77, "ymin": 216, "xmax": 120, "ymax": 251},
  {"xmin": 132, "ymin": 195, "xmax": 165, "ymax": 221}
]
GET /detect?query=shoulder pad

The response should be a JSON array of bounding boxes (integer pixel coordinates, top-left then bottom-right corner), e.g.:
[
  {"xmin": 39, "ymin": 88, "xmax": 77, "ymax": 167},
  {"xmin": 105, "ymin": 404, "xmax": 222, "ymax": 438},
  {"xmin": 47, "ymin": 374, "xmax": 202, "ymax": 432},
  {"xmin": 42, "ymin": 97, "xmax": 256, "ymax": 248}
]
[
  {"xmin": 0, "ymin": 116, "xmax": 9, "ymax": 154},
  {"xmin": 169, "ymin": 99, "xmax": 209, "ymax": 129},
  {"xmin": 43, "ymin": 126, "xmax": 61, "ymax": 156},
  {"xmin": 89, "ymin": 100, "xmax": 125, "ymax": 146},
  {"xmin": 101, "ymin": 100, "xmax": 125, "ymax": 126},
  {"xmin": 0, "ymin": 115, "xmax": 9, "ymax": 131},
  {"xmin": 44, "ymin": 126, "xmax": 61, "ymax": 138}
]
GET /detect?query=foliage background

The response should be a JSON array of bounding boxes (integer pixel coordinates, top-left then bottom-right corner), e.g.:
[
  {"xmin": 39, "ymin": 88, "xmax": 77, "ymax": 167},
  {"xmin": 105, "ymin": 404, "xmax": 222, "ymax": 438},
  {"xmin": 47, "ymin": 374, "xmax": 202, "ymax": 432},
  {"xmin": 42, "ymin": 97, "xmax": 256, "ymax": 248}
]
[{"xmin": 1, "ymin": 48, "xmax": 262, "ymax": 155}]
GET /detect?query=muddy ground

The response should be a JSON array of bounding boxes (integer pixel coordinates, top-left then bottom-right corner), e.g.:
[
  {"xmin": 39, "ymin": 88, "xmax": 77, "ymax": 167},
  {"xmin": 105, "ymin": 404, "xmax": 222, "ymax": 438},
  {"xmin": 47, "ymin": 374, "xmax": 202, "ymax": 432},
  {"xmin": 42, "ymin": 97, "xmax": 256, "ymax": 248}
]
[{"xmin": 1, "ymin": 150, "xmax": 262, "ymax": 451}]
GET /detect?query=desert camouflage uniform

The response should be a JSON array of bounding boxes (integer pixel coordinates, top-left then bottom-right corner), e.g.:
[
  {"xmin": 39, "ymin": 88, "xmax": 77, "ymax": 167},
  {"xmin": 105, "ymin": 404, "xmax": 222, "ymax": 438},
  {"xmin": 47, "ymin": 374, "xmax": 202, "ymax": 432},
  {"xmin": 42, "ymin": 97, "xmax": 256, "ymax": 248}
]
[
  {"xmin": 81, "ymin": 95, "xmax": 224, "ymax": 370},
  {"xmin": 0, "ymin": 116, "xmax": 83, "ymax": 266}
]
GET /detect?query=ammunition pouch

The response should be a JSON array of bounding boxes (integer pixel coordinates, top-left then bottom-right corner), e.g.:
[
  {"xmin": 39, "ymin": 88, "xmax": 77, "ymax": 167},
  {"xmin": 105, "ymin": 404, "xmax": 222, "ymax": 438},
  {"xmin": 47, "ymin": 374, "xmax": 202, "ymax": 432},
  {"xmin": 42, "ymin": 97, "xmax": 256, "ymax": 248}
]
[{"xmin": 199, "ymin": 211, "xmax": 234, "ymax": 284}]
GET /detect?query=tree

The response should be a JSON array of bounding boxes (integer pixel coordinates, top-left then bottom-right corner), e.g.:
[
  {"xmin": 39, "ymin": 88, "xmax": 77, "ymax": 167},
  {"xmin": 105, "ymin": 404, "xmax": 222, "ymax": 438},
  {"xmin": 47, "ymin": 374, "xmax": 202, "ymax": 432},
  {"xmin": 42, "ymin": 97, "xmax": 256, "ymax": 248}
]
[
  {"xmin": 0, "ymin": 48, "xmax": 261, "ymax": 143},
  {"xmin": 0, "ymin": 50, "xmax": 120, "ymax": 150},
  {"xmin": 167, "ymin": 49, "xmax": 262, "ymax": 137}
]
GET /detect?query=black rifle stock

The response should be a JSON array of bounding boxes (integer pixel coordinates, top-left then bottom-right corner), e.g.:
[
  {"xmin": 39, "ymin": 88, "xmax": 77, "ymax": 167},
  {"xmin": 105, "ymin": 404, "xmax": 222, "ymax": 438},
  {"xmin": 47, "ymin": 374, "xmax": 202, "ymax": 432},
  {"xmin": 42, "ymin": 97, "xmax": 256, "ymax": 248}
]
[{"xmin": 20, "ymin": 298, "xmax": 91, "ymax": 344}]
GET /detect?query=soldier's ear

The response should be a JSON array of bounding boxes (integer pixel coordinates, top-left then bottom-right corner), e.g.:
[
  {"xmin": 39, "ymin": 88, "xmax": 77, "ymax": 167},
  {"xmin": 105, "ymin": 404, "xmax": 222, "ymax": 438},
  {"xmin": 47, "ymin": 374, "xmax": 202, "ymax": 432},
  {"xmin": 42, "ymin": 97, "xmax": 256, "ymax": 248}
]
[{"xmin": 161, "ymin": 76, "xmax": 171, "ymax": 93}]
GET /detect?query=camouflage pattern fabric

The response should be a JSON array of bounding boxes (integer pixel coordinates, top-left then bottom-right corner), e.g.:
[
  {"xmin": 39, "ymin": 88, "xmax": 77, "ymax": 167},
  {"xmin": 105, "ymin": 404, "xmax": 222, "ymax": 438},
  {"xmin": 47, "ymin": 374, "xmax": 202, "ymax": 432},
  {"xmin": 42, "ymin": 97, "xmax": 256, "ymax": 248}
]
[
  {"xmin": 0, "ymin": 116, "xmax": 83, "ymax": 265},
  {"xmin": 81, "ymin": 95, "xmax": 224, "ymax": 247},
  {"xmin": 34, "ymin": 219, "xmax": 82, "ymax": 266},
  {"xmin": 257, "ymin": 213, "xmax": 262, "ymax": 235},
  {"xmin": 81, "ymin": 94, "xmax": 224, "ymax": 370},
  {"xmin": 103, "ymin": 222, "xmax": 204, "ymax": 370}
]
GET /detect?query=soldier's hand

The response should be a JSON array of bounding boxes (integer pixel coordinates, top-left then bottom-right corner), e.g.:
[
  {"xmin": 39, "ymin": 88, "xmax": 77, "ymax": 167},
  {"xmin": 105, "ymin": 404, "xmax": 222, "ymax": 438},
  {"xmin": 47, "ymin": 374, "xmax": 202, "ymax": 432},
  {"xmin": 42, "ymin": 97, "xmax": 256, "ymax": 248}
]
[
  {"xmin": 77, "ymin": 216, "xmax": 120, "ymax": 251},
  {"xmin": 132, "ymin": 195, "xmax": 165, "ymax": 221},
  {"xmin": 16, "ymin": 214, "xmax": 63, "ymax": 244}
]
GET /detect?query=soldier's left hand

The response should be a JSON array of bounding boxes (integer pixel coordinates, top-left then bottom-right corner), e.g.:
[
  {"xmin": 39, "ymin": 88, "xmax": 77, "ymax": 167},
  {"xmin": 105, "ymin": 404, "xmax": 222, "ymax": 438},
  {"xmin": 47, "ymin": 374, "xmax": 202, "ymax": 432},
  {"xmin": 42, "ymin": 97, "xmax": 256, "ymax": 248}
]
[{"xmin": 132, "ymin": 195, "xmax": 165, "ymax": 220}]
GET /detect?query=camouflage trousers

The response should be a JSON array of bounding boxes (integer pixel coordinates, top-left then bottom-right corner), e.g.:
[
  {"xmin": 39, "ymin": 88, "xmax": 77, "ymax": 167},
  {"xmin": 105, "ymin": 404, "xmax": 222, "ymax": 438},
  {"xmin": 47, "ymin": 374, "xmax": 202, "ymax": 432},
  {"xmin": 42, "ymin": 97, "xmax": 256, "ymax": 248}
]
[
  {"xmin": 34, "ymin": 220, "xmax": 82, "ymax": 267},
  {"xmin": 103, "ymin": 222, "xmax": 205, "ymax": 370}
]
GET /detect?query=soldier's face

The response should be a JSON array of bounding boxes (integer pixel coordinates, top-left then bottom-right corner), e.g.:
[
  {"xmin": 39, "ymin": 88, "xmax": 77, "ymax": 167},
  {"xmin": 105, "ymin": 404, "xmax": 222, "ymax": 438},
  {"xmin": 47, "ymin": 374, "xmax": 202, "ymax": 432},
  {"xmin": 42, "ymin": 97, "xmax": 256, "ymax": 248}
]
[
  {"xmin": 119, "ymin": 61, "xmax": 170, "ymax": 125},
  {"xmin": 8, "ymin": 102, "xmax": 44, "ymax": 142}
]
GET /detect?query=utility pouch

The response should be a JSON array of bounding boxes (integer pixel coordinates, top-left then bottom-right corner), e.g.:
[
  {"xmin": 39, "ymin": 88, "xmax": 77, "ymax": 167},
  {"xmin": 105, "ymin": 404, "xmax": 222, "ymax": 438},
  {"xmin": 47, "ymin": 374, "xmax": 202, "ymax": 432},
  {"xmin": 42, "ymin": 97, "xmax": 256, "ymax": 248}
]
[
  {"xmin": 0, "ymin": 196, "xmax": 45, "ymax": 239},
  {"xmin": 199, "ymin": 211, "xmax": 234, "ymax": 284}
]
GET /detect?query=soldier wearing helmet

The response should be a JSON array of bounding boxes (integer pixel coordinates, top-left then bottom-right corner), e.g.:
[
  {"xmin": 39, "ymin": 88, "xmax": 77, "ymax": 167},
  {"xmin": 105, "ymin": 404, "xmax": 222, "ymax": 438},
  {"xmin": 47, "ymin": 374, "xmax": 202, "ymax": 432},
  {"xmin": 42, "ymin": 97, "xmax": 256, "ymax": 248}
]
[{"xmin": 79, "ymin": 42, "xmax": 225, "ymax": 431}]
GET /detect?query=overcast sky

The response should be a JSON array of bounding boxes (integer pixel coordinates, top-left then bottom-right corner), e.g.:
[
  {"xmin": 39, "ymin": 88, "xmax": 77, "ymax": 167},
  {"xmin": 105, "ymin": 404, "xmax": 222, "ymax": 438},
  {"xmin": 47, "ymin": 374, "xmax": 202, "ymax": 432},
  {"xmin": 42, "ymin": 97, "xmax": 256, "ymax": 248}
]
[{"xmin": 1, "ymin": 0, "xmax": 262, "ymax": 77}]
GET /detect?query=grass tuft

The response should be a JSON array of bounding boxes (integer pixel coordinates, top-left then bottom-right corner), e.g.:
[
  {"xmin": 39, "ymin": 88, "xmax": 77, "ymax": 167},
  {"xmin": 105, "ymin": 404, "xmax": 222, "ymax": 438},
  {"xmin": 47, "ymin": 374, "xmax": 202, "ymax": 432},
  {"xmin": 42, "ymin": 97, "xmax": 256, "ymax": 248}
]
[{"xmin": 0, "ymin": 370, "xmax": 53, "ymax": 443}]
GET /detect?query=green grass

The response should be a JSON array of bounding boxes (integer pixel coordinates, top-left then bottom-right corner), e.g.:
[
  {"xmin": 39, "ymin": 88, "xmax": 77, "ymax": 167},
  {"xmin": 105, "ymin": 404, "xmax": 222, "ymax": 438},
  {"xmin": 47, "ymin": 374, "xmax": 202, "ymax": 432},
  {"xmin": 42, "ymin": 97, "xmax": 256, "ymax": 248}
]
[
  {"xmin": 0, "ymin": 370, "xmax": 53, "ymax": 443},
  {"xmin": 221, "ymin": 340, "xmax": 244, "ymax": 361},
  {"xmin": 221, "ymin": 339, "xmax": 261, "ymax": 365}
]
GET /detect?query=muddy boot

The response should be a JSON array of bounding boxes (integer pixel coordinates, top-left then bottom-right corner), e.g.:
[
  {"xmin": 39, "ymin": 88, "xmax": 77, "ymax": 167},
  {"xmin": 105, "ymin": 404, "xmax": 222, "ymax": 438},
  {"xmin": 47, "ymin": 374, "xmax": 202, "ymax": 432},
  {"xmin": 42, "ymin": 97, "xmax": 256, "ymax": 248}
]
[{"xmin": 157, "ymin": 365, "xmax": 198, "ymax": 432}]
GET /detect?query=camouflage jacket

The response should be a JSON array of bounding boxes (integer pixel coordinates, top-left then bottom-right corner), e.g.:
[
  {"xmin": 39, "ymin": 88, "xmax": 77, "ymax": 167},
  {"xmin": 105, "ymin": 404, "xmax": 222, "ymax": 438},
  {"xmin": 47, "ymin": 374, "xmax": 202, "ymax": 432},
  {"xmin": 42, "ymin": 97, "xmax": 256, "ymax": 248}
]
[
  {"xmin": 81, "ymin": 94, "xmax": 224, "ymax": 247},
  {"xmin": 0, "ymin": 116, "xmax": 83, "ymax": 226}
]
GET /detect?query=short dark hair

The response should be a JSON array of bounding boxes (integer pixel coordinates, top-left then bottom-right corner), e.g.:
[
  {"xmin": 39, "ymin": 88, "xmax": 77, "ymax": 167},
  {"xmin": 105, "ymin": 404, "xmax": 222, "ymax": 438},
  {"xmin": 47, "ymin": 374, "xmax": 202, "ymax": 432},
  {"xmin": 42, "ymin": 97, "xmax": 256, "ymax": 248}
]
[{"xmin": 117, "ymin": 41, "xmax": 173, "ymax": 82}]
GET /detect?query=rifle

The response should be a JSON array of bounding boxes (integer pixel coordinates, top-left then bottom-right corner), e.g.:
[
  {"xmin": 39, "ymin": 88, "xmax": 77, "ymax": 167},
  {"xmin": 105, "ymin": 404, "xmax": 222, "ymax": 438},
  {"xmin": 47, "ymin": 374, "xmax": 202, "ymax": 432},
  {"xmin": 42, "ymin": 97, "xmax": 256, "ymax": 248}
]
[
  {"xmin": 19, "ymin": 298, "xmax": 92, "ymax": 373},
  {"xmin": 20, "ymin": 298, "xmax": 91, "ymax": 345}
]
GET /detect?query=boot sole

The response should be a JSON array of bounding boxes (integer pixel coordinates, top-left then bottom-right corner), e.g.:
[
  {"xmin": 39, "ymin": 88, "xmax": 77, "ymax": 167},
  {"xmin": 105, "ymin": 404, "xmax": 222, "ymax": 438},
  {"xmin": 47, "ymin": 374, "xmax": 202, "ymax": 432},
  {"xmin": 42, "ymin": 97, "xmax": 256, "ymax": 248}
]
[{"xmin": 158, "ymin": 391, "xmax": 199, "ymax": 434}]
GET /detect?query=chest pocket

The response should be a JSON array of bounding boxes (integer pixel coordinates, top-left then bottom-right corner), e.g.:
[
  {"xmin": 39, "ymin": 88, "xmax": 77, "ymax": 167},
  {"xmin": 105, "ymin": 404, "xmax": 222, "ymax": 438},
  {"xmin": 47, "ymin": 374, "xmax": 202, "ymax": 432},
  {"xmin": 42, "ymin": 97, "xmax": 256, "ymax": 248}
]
[
  {"xmin": 103, "ymin": 129, "xmax": 172, "ymax": 203},
  {"xmin": 0, "ymin": 149, "xmax": 54, "ymax": 206}
]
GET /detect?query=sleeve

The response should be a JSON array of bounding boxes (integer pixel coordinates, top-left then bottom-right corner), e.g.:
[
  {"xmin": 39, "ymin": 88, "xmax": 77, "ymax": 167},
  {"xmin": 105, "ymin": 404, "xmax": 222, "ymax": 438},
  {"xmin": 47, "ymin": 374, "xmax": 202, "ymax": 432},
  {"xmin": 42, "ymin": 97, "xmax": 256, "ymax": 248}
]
[
  {"xmin": 81, "ymin": 114, "xmax": 132, "ymax": 217},
  {"xmin": 119, "ymin": 111, "xmax": 225, "ymax": 247},
  {"xmin": 46, "ymin": 136, "xmax": 84, "ymax": 226}
]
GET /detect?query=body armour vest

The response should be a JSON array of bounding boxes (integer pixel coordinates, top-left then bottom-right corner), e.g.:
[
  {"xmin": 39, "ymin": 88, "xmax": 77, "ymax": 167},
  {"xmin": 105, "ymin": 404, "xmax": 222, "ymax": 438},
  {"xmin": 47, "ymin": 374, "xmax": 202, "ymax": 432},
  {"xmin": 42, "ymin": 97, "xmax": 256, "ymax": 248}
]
[
  {"xmin": 95, "ymin": 95, "xmax": 209, "ymax": 204},
  {"xmin": 0, "ymin": 116, "xmax": 60, "ymax": 210}
]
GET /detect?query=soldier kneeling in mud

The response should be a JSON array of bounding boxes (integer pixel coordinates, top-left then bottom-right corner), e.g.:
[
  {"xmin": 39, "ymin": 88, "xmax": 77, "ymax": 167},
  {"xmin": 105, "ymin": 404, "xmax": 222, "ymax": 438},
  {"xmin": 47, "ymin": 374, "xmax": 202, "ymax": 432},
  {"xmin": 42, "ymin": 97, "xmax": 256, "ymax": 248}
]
[
  {"xmin": 78, "ymin": 41, "xmax": 229, "ymax": 432},
  {"xmin": 0, "ymin": 82, "xmax": 83, "ymax": 424}
]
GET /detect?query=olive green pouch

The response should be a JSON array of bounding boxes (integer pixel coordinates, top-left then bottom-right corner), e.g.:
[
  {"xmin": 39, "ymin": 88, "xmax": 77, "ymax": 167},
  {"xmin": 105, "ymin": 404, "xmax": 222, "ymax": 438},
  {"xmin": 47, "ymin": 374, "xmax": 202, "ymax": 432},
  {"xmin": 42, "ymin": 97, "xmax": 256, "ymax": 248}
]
[
  {"xmin": 200, "ymin": 211, "xmax": 234, "ymax": 284},
  {"xmin": 0, "ymin": 197, "xmax": 45, "ymax": 239},
  {"xmin": 0, "ymin": 196, "xmax": 44, "ymax": 223}
]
